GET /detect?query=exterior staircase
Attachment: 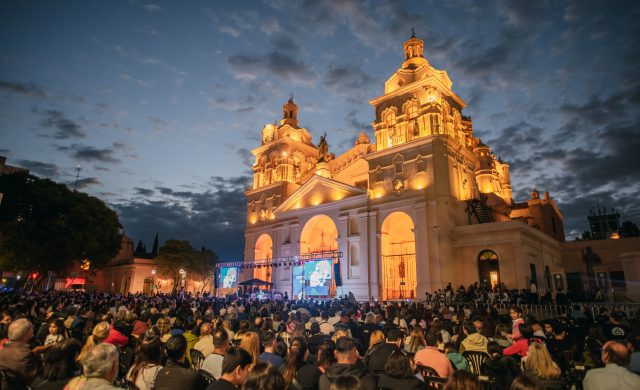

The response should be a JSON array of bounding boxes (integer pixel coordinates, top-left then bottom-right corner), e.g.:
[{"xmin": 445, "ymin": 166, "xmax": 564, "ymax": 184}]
[{"xmin": 468, "ymin": 198, "xmax": 494, "ymax": 224}]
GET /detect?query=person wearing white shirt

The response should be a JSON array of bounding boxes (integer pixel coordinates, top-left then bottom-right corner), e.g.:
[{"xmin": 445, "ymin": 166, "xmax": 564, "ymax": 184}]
[
  {"xmin": 193, "ymin": 323, "xmax": 215, "ymax": 358},
  {"xmin": 201, "ymin": 329, "xmax": 230, "ymax": 379}
]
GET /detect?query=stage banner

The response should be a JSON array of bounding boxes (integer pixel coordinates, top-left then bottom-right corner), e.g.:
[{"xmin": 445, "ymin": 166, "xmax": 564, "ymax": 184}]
[{"xmin": 219, "ymin": 267, "xmax": 238, "ymax": 289}]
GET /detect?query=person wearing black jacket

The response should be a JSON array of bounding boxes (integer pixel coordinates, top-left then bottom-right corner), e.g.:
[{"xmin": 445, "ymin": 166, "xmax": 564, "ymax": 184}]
[
  {"xmin": 206, "ymin": 347, "xmax": 252, "ymax": 390},
  {"xmin": 480, "ymin": 341, "xmax": 521, "ymax": 390},
  {"xmin": 364, "ymin": 329, "xmax": 403, "ymax": 373},
  {"xmin": 153, "ymin": 334, "xmax": 208, "ymax": 390},
  {"xmin": 319, "ymin": 337, "xmax": 376, "ymax": 390},
  {"xmin": 377, "ymin": 350, "xmax": 426, "ymax": 390}
]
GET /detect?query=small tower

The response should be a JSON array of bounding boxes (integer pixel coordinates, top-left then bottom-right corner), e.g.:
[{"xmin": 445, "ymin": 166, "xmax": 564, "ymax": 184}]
[
  {"xmin": 402, "ymin": 28, "xmax": 428, "ymax": 68},
  {"xmin": 280, "ymin": 95, "xmax": 299, "ymax": 127}
]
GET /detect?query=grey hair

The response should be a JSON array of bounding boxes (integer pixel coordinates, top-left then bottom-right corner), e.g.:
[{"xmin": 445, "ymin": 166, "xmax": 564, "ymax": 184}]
[
  {"xmin": 81, "ymin": 343, "xmax": 119, "ymax": 379},
  {"xmin": 8, "ymin": 318, "xmax": 32, "ymax": 342},
  {"xmin": 365, "ymin": 313, "xmax": 376, "ymax": 324}
]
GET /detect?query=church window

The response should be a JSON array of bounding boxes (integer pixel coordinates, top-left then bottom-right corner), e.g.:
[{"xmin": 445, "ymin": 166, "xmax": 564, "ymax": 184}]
[
  {"xmin": 394, "ymin": 156, "xmax": 403, "ymax": 174},
  {"xmin": 416, "ymin": 157, "xmax": 425, "ymax": 172},
  {"xmin": 375, "ymin": 167, "xmax": 383, "ymax": 183}
]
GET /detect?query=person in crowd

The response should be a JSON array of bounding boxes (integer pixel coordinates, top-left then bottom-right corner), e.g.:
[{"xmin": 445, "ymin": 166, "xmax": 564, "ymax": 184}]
[
  {"xmin": 44, "ymin": 318, "xmax": 67, "ymax": 345},
  {"xmin": 404, "ymin": 326, "xmax": 426, "ymax": 354},
  {"xmin": 239, "ymin": 331, "xmax": 260, "ymax": 368},
  {"xmin": 77, "ymin": 321, "xmax": 110, "ymax": 362},
  {"xmin": 583, "ymin": 340, "xmax": 640, "ymax": 390},
  {"xmin": 132, "ymin": 312, "xmax": 150, "ymax": 338},
  {"xmin": 156, "ymin": 317, "xmax": 172, "ymax": 343},
  {"xmin": 296, "ymin": 339, "xmax": 336, "ymax": 390},
  {"xmin": 233, "ymin": 320, "xmax": 249, "ymax": 344},
  {"xmin": 319, "ymin": 312, "xmax": 334, "ymax": 335},
  {"xmin": 193, "ymin": 322, "xmax": 215, "ymax": 358},
  {"xmin": 443, "ymin": 369, "xmax": 479, "ymax": 390},
  {"xmin": 445, "ymin": 342, "xmax": 468, "ymax": 371},
  {"xmin": 503, "ymin": 323, "xmax": 533, "ymax": 358},
  {"xmin": 201, "ymin": 329, "xmax": 230, "ymax": 379},
  {"xmin": 603, "ymin": 311, "xmax": 631, "ymax": 343},
  {"xmin": 308, "ymin": 322, "xmax": 328, "ymax": 356},
  {"xmin": 414, "ymin": 329, "xmax": 452, "ymax": 378},
  {"xmin": 377, "ymin": 350, "xmax": 426, "ymax": 390},
  {"xmin": 509, "ymin": 373, "xmax": 544, "ymax": 390},
  {"xmin": 101, "ymin": 314, "xmax": 129, "ymax": 347},
  {"xmin": 77, "ymin": 343, "xmax": 121, "ymax": 390},
  {"xmin": 524, "ymin": 343, "xmax": 564, "ymax": 389},
  {"xmin": 0, "ymin": 318, "xmax": 39, "ymax": 385},
  {"xmin": 282, "ymin": 336, "xmax": 309, "ymax": 389},
  {"xmin": 505, "ymin": 306, "xmax": 525, "ymax": 342},
  {"xmin": 205, "ymin": 347, "xmax": 252, "ymax": 390},
  {"xmin": 481, "ymin": 341, "xmax": 521, "ymax": 390},
  {"xmin": 460, "ymin": 321, "xmax": 488, "ymax": 353},
  {"xmin": 359, "ymin": 313, "xmax": 378, "ymax": 348},
  {"xmin": 363, "ymin": 329, "xmax": 384, "ymax": 360},
  {"xmin": 545, "ymin": 322, "xmax": 575, "ymax": 370},
  {"xmin": 126, "ymin": 335, "xmax": 163, "ymax": 390},
  {"xmin": 628, "ymin": 331, "xmax": 640, "ymax": 374},
  {"xmin": 153, "ymin": 334, "xmax": 208, "ymax": 390},
  {"xmin": 259, "ymin": 330, "xmax": 284, "ymax": 368},
  {"xmin": 243, "ymin": 361, "xmax": 286, "ymax": 390},
  {"xmin": 365, "ymin": 328, "xmax": 403, "ymax": 373},
  {"xmin": 319, "ymin": 337, "xmax": 376, "ymax": 390},
  {"xmin": 35, "ymin": 338, "xmax": 82, "ymax": 390},
  {"xmin": 328, "ymin": 375, "xmax": 365, "ymax": 390}
]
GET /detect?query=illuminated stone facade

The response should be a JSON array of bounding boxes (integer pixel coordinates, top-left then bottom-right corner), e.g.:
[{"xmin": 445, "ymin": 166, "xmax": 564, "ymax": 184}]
[{"xmin": 244, "ymin": 34, "xmax": 565, "ymax": 300}]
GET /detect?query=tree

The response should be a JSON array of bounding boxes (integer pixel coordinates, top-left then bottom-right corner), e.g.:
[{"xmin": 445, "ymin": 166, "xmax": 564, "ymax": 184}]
[
  {"xmin": 151, "ymin": 233, "xmax": 159, "ymax": 257},
  {"xmin": 0, "ymin": 173, "xmax": 122, "ymax": 274},
  {"xmin": 154, "ymin": 240, "xmax": 218, "ymax": 293},
  {"xmin": 619, "ymin": 221, "xmax": 640, "ymax": 237}
]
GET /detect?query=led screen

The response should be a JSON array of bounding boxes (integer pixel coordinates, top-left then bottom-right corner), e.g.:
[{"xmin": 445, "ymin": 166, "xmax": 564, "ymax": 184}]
[
  {"xmin": 219, "ymin": 267, "xmax": 238, "ymax": 289},
  {"xmin": 304, "ymin": 259, "xmax": 332, "ymax": 296}
]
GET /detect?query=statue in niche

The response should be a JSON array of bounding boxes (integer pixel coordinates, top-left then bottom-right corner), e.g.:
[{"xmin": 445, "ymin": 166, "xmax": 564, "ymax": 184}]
[{"xmin": 582, "ymin": 246, "xmax": 602, "ymax": 289}]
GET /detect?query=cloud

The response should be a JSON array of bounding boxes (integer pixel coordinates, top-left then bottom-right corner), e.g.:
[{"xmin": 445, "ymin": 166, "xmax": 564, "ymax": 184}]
[
  {"xmin": 227, "ymin": 51, "xmax": 316, "ymax": 84},
  {"xmin": 324, "ymin": 64, "xmax": 376, "ymax": 102},
  {"xmin": 56, "ymin": 143, "xmax": 123, "ymax": 164},
  {"xmin": 211, "ymin": 97, "xmax": 253, "ymax": 113},
  {"xmin": 113, "ymin": 175, "xmax": 250, "ymax": 259},
  {"xmin": 0, "ymin": 81, "xmax": 47, "ymax": 98},
  {"xmin": 270, "ymin": 33, "xmax": 300, "ymax": 53},
  {"xmin": 36, "ymin": 109, "xmax": 86, "ymax": 139},
  {"xmin": 16, "ymin": 159, "xmax": 59, "ymax": 177},
  {"xmin": 134, "ymin": 187, "xmax": 154, "ymax": 196},
  {"xmin": 72, "ymin": 177, "xmax": 101, "ymax": 189},
  {"xmin": 144, "ymin": 4, "xmax": 162, "ymax": 12}
]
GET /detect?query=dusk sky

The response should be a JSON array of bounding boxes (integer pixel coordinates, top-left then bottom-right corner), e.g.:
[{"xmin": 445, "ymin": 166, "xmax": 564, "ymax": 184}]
[{"xmin": 1, "ymin": 1, "xmax": 639, "ymax": 260}]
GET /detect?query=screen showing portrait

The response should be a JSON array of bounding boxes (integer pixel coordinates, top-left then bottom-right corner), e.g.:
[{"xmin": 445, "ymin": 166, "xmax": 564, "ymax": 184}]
[
  {"xmin": 220, "ymin": 267, "xmax": 238, "ymax": 289},
  {"xmin": 304, "ymin": 259, "xmax": 332, "ymax": 296}
]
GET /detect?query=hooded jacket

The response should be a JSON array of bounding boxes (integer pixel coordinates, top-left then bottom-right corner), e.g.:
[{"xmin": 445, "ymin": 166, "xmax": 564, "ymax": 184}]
[
  {"xmin": 319, "ymin": 363, "xmax": 376, "ymax": 390},
  {"xmin": 481, "ymin": 356, "xmax": 521, "ymax": 390},
  {"xmin": 447, "ymin": 351, "xmax": 469, "ymax": 371},
  {"xmin": 460, "ymin": 333, "xmax": 488, "ymax": 353}
]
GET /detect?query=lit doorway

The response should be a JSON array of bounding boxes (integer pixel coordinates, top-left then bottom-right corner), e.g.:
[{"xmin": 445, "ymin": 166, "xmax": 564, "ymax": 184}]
[
  {"xmin": 142, "ymin": 277, "xmax": 153, "ymax": 294},
  {"xmin": 254, "ymin": 234, "xmax": 273, "ymax": 283},
  {"xmin": 381, "ymin": 212, "xmax": 417, "ymax": 300},
  {"xmin": 478, "ymin": 250, "xmax": 500, "ymax": 288},
  {"xmin": 299, "ymin": 215, "xmax": 338, "ymax": 297}
]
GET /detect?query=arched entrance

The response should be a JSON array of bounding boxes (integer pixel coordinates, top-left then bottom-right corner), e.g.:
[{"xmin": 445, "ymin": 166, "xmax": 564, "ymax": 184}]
[
  {"xmin": 381, "ymin": 212, "xmax": 417, "ymax": 300},
  {"xmin": 142, "ymin": 277, "xmax": 153, "ymax": 294},
  {"xmin": 254, "ymin": 234, "xmax": 273, "ymax": 283},
  {"xmin": 300, "ymin": 215, "xmax": 338, "ymax": 254},
  {"xmin": 299, "ymin": 215, "xmax": 338, "ymax": 297},
  {"xmin": 478, "ymin": 250, "xmax": 500, "ymax": 288}
]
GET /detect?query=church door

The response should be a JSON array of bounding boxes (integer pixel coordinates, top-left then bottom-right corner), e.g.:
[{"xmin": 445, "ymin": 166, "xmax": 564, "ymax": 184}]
[{"xmin": 477, "ymin": 250, "xmax": 500, "ymax": 288}]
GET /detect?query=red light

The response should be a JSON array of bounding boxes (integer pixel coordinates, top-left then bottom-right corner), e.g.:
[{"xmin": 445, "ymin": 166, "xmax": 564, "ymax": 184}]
[{"xmin": 32, "ymin": 273, "xmax": 38, "ymax": 279}]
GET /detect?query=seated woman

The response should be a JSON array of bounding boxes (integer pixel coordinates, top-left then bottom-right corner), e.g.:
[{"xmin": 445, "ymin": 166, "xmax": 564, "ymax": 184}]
[
  {"xmin": 126, "ymin": 335, "xmax": 163, "ymax": 390},
  {"xmin": 524, "ymin": 343, "xmax": 565, "ymax": 390},
  {"xmin": 404, "ymin": 327, "xmax": 426, "ymax": 354},
  {"xmin": 378, "ymin": 350, "xmax": 427, "ymax": 390}
]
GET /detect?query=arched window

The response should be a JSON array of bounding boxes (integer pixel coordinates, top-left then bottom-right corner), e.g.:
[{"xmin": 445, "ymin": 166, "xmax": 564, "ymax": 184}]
[
  {"xmin": 415, "ymin": 156, "xmax": 426, "ymax": 172},
  {"xmin": 478, "ymin": 250, "xmax": 498, "ymax": 261},
  {"xmin": 394, "ymin": 155, "xmax": 403, "ymax": 174}
]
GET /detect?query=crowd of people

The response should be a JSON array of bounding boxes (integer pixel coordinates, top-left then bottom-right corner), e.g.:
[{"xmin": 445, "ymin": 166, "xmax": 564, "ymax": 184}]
[{"xmin": 0, "ymin": 286, "xmax": 638, "ymax": 390}]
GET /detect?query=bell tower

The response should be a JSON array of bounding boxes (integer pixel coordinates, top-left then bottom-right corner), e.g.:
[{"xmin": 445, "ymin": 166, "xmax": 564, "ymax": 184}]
[
  {"xmin": 402, "ymin": 28, "xmax": 428, "ymax": 69},
  {"xmin": 280, "ymin": 95, "xmax": 299, "ymax": 127}
]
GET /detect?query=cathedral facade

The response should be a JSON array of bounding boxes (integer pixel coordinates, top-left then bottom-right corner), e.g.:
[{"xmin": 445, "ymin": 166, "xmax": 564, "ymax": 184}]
[{"xmin": 243, "ymin": 34, "xmax": 565, "ymax": 300}]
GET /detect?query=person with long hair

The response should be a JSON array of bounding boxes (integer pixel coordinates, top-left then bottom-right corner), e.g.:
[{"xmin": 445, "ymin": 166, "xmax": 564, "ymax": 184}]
[
  {"xmin": 295, "ymin": 340, "xmax": 336, "ymax": 390},
  {"xmin": 76, "ymin": 321, "xmax": 110, "ymax": 362},
  {"xmin": 524, "ymin": 343, "xmax": 561, "ymax": 379},
  {"xmin": 282, "ymin": 336, "xmax": 309, "ymax": 389},
  {"xmin": 35, "ymin": 339, "xmax": 82, "ymax": 390},
  {"xmin": 193, "ymin": 322, "xmax": 215, "ymax": 357},
  {"xmin": 243, "ymin": 361, "xmax": 286, "ymax": 390},
  {"xmin": 126, "ymin": 335, "xmax": 163, "ymax": 390},
  {"xmin": 234, "ymin": 319, "xmax": 250, "ymax": 343},
  {"xmin": 404, "ymin": 327, "xmax": 426, "ymax": 353},
  {"xmin": 443, "ymin": 370, "xmax": 479, "ymax": 390},
  {"xmin": 366, "ymin": 330, "xmax": 384, "ymax": 351},
  {"xmin": 378, "ymin": 350, "xmax": 426, "ymax": 390},
  {"xmin": 240, "ymin": 331, "xmax": 260, "ymax": 367},
  {"xmin": 156, "ymin": 317, "xmax": 172, "ymax": 343},
  {"xmin": 44, "ymin": 318, "xmax": 67, "ymax": 345}
]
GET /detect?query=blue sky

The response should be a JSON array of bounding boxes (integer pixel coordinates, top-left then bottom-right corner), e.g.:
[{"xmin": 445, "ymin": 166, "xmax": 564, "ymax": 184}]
[{"xmin": 1, "ymin": 0, "xmax": 639, "ymax": 260}]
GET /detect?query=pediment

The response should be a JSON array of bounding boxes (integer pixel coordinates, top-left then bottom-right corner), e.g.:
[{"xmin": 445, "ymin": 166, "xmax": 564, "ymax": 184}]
[{"xmin": 275, "ymin": 175, "xmax": 367, "ymax": 213}]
